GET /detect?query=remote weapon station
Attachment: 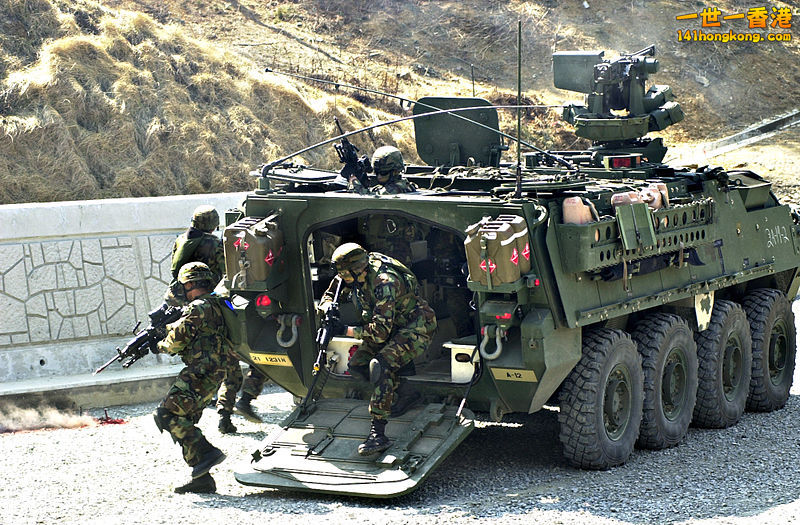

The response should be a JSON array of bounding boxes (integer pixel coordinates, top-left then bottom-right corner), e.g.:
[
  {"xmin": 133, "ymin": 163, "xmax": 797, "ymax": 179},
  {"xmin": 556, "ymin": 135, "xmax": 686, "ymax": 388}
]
[{"xmin": 218, "ymin": 46, "xmax": 799, "ymax": 497}]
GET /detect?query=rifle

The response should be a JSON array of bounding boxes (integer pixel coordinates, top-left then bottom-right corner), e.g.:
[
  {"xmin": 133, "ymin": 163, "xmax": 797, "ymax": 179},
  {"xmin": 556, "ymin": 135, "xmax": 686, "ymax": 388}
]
[
  {"xmin": 333, "ymin": 117, "xmax": 371, "ymax": 188},
  {"xmin": 94, "ymin": 303, "xmax": 182, "ymax": 375},
  {"xmin": 298, "ymin": 276, "xmax": 344, "ymax": 412}
]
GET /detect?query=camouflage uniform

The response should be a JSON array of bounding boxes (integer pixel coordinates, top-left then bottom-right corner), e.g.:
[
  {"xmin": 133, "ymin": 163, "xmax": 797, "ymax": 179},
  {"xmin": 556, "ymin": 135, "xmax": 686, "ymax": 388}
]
[
  {"xmin": 170, "ymin": 205, "xmax": 225, "ymax": 283},
  {"xmin": 347, "ymin": 145, "xmax": 418, "ymax": 197},
  {"xmin": 348, "ymin": 177, "xmax": 418, "ymax": 196},
  {"xmin": 320, "ymin": 252, "xmax": 437, "ymax": 419},
  {"xmin": 170, "ymin": 230, "xmax": 225, "ymax": 283},
  {"xmin": 215, "ymin": 365, "xmax": 267, "ymax": 412},
  {"xmin": 155, "ymin": 292, "xmax": 237, "ymax": 468}
]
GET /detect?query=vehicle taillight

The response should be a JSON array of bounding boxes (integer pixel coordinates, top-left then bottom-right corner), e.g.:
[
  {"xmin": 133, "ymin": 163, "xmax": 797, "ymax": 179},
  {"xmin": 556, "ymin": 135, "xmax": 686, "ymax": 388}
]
[
  {"xmin": 495, "ymin": 312, "xmax": 513, "ymax": 320},
  {"xmin": 256, "ymin": 294, "xmax": 271, "ymax": 307}
]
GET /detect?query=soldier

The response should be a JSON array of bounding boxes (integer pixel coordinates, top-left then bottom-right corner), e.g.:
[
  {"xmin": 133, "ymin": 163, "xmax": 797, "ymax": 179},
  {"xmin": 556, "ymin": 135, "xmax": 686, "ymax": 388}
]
[
  {"xmin": 318, "ymin": 243, "xmax": 437, "ymax": 456},
  {"xmin": 152, "ymin": 262, "xmax": 238, "ymax": 494},
  {"xmin": 170, "ymin": 205, "xmax": 225, "ymax": 282},
  {"xmin": 348, "ymin": 146, "xmax": 417, "ymax": 195},
  {"xmin": 167, "ymin": 205, "xmax": 265, "ymax": 434}
]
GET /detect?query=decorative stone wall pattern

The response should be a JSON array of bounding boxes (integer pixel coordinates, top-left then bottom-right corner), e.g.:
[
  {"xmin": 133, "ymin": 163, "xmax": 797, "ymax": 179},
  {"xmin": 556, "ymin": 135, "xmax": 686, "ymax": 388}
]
[{"xmin": 0, "ymin": 193, "xmax": 246, "ymax": 357}]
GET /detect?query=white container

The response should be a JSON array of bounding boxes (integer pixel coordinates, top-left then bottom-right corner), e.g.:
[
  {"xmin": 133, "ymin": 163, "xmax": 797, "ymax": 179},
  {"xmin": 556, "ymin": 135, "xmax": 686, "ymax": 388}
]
[
  {"xmin": 326, "ymin": 337, "xmax": 362, "ymax": 374},
  {"xmin": 445, "ymin": 342, "xmax": 479, "ymax": 383}
]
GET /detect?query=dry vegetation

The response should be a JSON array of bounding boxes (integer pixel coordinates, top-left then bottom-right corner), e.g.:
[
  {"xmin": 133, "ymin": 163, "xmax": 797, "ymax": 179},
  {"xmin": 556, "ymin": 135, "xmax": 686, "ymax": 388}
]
[{"xmin": 1, "ymin": 0, "xmax": 798, "ymax": 203}]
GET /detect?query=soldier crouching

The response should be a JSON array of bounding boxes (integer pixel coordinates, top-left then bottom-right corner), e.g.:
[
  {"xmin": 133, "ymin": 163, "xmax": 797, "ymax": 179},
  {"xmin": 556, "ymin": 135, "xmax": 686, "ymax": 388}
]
[
  {"xmin": 318, "ymin": 242, "xmax": 436, "ymax": 456},
  {"xmin": 152, "ymin": 262, "xmax": 238, "ymax": 494}
]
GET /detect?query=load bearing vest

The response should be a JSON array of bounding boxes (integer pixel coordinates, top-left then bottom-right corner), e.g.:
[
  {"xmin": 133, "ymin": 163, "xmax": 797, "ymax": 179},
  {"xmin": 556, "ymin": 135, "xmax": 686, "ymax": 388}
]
[{"xmin": 464, "ymin": 215, "xmax": 531, "ymax": 285}]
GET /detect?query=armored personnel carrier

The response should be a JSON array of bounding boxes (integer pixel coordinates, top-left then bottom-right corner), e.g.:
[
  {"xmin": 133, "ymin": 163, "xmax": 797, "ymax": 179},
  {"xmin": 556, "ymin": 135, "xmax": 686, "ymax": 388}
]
[{"xmin": 220, "ymin": 46, "xmax": 799, "ymax": 497}]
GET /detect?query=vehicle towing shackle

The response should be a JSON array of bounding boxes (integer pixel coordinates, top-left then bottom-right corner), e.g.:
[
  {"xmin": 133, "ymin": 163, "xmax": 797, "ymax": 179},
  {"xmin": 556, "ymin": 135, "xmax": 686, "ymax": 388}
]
[
  {"xmin": 276, "ymin": 314, "xmax": 301, "ymax": 348},
  {"xmin": 479, "ymin": 324, "xmax": 506, "ymax": 360}
]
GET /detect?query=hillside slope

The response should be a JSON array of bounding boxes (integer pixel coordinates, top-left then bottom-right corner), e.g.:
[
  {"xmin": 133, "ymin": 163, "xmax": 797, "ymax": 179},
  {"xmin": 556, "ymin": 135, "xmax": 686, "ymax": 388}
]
[{"xmin": 1, "ymin": 0, "xmax": 798, "ymax": 203}]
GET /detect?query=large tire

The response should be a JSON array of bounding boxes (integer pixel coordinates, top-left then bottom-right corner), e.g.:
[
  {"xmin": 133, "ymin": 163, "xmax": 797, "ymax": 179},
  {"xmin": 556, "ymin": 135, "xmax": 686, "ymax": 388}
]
[
  {"xmin": 743, "ymin": 289, "xmax": 796, "ymax": 412},
  {"xmin": 692, "ymin": 300, "xmax": 752, "ymax": 428},
  {"xmin": 558, "ymin": 329, "xmax": 643, "ymax": 469},
  {"xmin": 632, "ymin": 313, "xmax": 698, "ymax": 450}
]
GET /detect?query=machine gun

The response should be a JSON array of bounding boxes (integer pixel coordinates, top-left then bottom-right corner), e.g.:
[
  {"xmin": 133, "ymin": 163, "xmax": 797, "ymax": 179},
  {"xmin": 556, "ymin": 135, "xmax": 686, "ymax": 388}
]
[
  {"xmin": 94, "ymin": 303, "xmax": 182, "ymax": 374},
  {"xmin": 333, "ymin": 117, "xmax": 371, "ymax": 188},
  {"xmin": 297, "ymin": 276, "xmax": 344, "ymax": 412}
]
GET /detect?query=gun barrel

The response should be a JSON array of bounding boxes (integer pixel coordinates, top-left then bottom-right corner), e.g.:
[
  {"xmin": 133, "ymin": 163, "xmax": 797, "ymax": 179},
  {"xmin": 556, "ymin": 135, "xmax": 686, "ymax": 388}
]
[{"xmin": 93, "ymin": 349, "xmax": 122, "ymax": 375}]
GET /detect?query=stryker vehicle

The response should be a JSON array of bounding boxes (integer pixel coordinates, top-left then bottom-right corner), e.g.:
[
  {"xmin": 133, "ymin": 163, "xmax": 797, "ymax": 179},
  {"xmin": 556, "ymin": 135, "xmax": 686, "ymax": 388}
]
[{"xmin": 220, "ymin": 46, "xmax": 799, "ymax": 497}]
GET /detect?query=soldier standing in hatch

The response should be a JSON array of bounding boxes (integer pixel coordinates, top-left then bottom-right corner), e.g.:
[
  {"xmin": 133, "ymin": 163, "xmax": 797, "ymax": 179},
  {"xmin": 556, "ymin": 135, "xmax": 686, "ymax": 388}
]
[
  {"xmin": 348, "ymin": 146, "xmax": 417, "ymax": 195},
  {"xmin": 152, "ymin": 262, "xmax": 237, "ymax": 494},
  {"xmin": 168, "ymin": 205, "xmax": 267, "ymax": 434},
  {"xmin": 318, "ymin": 243, "xmax": 436, "ymax": 456}
]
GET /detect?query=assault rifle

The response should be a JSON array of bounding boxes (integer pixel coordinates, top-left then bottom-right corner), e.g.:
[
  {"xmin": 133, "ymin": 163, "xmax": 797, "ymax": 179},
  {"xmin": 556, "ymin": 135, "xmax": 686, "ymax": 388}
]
[
  {"xmin": 298, "ymin": 276, "xmax": 344, "ymax": 412},
  {"xmin": 94, "ymin": 303, "xmax": 182, "ymax": 374},
  {"xmin": 333, "ymin": 117, "xmax": 371, "ymax": 188}
]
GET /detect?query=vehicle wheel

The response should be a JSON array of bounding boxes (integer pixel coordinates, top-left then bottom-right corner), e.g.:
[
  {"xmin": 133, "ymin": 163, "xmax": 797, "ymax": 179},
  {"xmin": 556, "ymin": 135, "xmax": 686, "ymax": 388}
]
[
  {"xmin": 743, "ymin": 289, "xmax": 796, "ymax": 412},
  {"xmin": 692, "ymin": 300, "xmax": 752, "ymax": 428},
  {"xmin": 558, "ymin": 328, "xmax": 643, "ymax": 469},
  {"xmin": 632, "ymin": 313, "xmax": 698, "ymax": 450}
]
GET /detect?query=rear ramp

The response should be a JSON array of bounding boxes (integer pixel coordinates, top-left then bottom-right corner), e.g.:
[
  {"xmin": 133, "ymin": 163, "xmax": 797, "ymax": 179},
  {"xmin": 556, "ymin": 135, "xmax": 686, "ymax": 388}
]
[{"xmin": 235, "ymin": 399, "xmax": 474, "ymax": 498}]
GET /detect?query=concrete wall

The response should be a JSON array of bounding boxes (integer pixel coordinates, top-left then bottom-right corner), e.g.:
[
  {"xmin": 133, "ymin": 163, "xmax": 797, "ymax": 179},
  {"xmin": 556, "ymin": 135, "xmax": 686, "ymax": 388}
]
[{"xmin": 0, "ymin": 193, "xmax": 247, "ymax": 382}]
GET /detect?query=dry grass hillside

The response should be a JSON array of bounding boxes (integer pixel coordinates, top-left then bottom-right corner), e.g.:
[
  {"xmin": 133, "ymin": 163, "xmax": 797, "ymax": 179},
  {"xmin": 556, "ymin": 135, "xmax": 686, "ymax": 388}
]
[{"xmin": 1, "ymin": 0, "xmax": 798, "ymax": 203}]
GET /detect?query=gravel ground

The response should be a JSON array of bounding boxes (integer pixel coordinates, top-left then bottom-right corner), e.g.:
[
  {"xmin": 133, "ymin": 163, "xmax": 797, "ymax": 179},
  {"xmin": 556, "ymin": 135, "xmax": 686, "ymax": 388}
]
[
  {"xmin": 4, "ymin": 372, "xmax": 800, "ymax": 525},
  {"xmin": 3, "ymin": 321, "xmax": 800, "ymax": 525}
]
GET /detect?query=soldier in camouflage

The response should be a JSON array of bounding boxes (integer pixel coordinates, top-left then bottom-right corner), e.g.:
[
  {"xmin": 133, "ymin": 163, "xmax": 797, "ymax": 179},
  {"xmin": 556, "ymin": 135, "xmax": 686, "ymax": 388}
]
[
  {"xmin": 153, "ymin": 262, "xmax": 238, "ymax": 494},
  {"xmin": 348, "ymin": 146, "xmax": 418, "ymax": 195},
  {"xmin": 319, "ymin": 243, "xmax": 437, "ymax": 455},
  {"xmin": 170, "ymin": 205, "xmax": 226, "ymax": 282},
  {"xmin": 167, "ymin": 205, "xmax": 266, "ymax": 434}
]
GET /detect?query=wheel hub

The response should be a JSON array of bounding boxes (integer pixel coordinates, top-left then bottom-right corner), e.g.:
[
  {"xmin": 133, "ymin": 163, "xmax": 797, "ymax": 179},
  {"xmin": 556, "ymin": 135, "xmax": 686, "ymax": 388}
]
[
  {"xmin": 768, "ymin": 319, "xmax": 789, "ymax": 386},
  {"xmin": 603, "ymin": 365, "xmax": 632, "ymax": 440},
  {"xmin": 722, "ymin": 334, "xmax": 743, "ymax": 401},
  {"xmin": 662, "ymin": 348, "xmax": 687, "ymax": 420}
]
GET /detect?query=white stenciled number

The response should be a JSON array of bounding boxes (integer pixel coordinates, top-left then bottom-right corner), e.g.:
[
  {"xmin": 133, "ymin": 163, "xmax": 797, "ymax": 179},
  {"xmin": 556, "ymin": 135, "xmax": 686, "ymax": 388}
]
[{"xmin": 766, "ymin": 225, "xmax": 790, "ymax": 248}]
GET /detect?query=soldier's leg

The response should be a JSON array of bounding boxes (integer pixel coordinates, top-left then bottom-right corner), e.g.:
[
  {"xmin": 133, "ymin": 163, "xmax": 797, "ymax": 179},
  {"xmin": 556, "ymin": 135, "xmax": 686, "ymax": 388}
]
[
  {"xmin": 348, "ymin": 343, "xmax": 377, "ymax": 382},
  {"xmin": 374, "ymin": 330, "xmax": 431, "ymax": 418},
  {"xmin": 216, "ymin": 359, "xmax": 242, "ymax": 433},
  {"xmin": 241, "ymin": 366, "xmax": 267, "ymax": 397},
  {"xmin": 215, "ymin": 360, "xmax": 243, "ymax": 414},
  {"xmin": 235, "ymin": 366, "xmax": 267, "ymax": 423},
  {"xmin": 157, "ymin": 368, "xmax": 225, "ymax": 469}
]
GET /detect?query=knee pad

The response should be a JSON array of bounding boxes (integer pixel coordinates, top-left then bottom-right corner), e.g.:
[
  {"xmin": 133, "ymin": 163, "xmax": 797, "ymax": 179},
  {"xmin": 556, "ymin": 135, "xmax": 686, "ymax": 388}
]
[
  {"xmin": 369, "ymin": 356, "xmax": 392, "ymax": 385},
  {"xmin": 153, "ymin": 407, "xmax": 175, "ymax": 434}
]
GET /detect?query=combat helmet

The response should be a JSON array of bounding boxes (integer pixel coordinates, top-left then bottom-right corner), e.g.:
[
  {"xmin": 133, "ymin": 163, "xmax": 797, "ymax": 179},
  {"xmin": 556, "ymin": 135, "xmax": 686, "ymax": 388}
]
[
  {"xmin": 371, "ymin": 146, "xmax": 404, "ymax": 183},
  {"xmin": 178, "ymin": 261, "xmax": 215, "ymax": 285},
  {"xmin": 332, "ymin": 243, "xmax": 368, "ymax": 274},
  {"xmin": 191, "ymin": 205, "xmax": 219, "ymax": 232}
]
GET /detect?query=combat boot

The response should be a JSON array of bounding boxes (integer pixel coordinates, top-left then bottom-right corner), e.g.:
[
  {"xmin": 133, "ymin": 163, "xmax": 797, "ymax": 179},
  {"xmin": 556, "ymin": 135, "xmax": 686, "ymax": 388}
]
[
  {"xmin": 357, "ymin": 418, "xmax": 391, "ymax": 456},
  {"xmin": 174, "ymin": 473, "xmax": 216, "ymax": 494},
  {"xmin": 234, "ymin": 393, "xmax": 263, "ymax": 423},
  {"xmin": 390, "ymin": 382, "xmax": 422, "ymax": 418},
  {"xmin": 191, "ymin": 445, "xmax": 226, "ymax": 479},
  {"xmin": 217, "ymin": 410, "xmax": 237, "ymax": 434}
]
